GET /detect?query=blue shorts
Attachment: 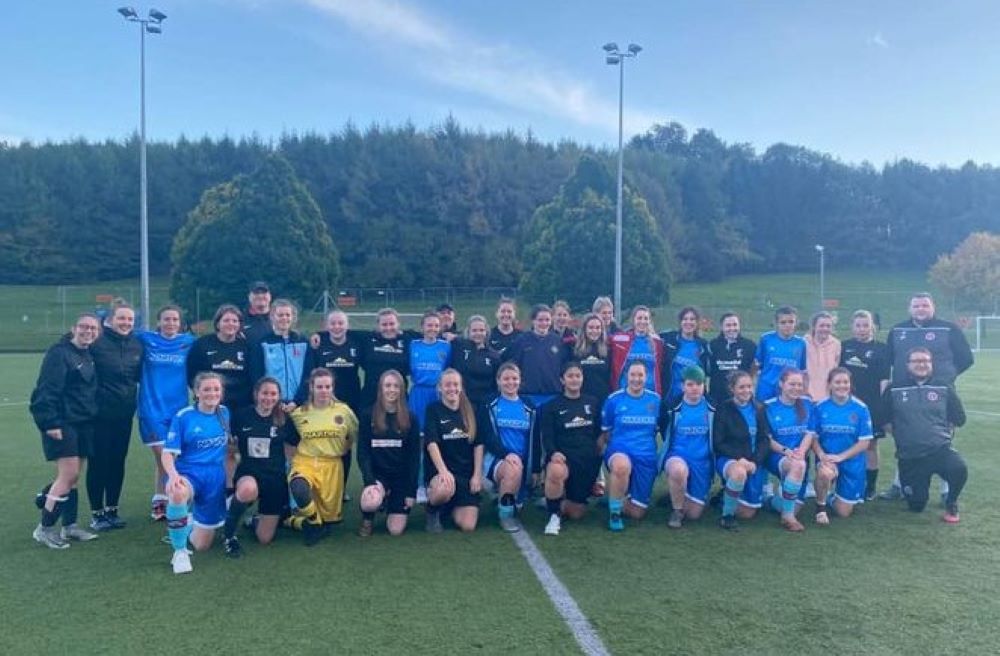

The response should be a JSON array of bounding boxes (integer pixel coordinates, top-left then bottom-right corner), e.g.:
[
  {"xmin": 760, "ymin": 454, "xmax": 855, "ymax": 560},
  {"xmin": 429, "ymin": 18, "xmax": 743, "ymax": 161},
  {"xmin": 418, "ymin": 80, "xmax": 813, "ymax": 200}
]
[
  {"xmin": 180, "ymin": 466, "xmax": 226, "ymax": 529},
  {"xmin": 715, "ymin": 457, "xmax": 766, "ymax": 508},
  {"xmin": 662, "ymin": 450, "xmax": 712, "ymax": 505},
  {"xmin": 605, "ymin": 448, "xmax": 657, "ymax": 508},
  {"xmin": 408, "ymin": 385, "xmax": 439, "ymax": 432},
  {"xmin": 833, "ymin": 456, "xmax": 866, "ymax": 505},
  {"xmin": 483, "ymin": 451, "xmax": 530, "ymax": 502},
  {"xmin": 765, "ymin": 453, "xmax": 809, "ymax": 502},
  {"xmin": 138, "ymin": 415, "xmax": 171, "ymax": 447}
]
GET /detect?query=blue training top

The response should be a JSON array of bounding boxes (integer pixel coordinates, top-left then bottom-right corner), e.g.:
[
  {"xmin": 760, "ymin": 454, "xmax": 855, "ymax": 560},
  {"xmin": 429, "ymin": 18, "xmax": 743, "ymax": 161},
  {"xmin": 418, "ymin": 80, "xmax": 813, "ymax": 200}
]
[
  {"xmin": 164, "ymin": 404, "xmax": 230, "ymax": 470},
  {"xmin": 137, "ymin": 330, "xmax": 194, "ymax": 423},
  {"xmin": 602, "ymin": 388, "xmax": 661, "ymax": 460},
  {"xmin": 409, "ymin": 340, "xmax": 451, "ymax": 387},
  {"xmin": 815, "ymin": 396, "xmax": 873, "ymax": 457},
  {"xmin": 763, "ymin": 397, "xmax": 816, "ymax": 450},
  {"xmin": 492, "ymin": 396, "xmax": 533, "ymax": 458},
  {"xmin": 619, "ymin": 335, "xmax": 656, "ymax": 392},
  {"xmin": 666, "ymin": 396, "xmax": 713, "ymax": 461},
  {"xmin": 737, "ymin": 401, "xmax": 758, "ymax": 453},
  {"xmin": 754, "ymin": 331, "xmax": 807, "ymax": 401}
]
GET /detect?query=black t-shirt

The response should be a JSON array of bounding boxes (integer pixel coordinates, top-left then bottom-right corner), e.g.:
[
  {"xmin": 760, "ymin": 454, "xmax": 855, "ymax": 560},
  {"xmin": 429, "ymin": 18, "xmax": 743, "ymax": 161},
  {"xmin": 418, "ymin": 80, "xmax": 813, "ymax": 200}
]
[
  {"xmin": 232, "ymin": 406, "xmax": 293, "ymax": 477},
  {"xmin": 575, "ymin": 344, "xmax": 611, "ymax": 408},
  {"xmin": 839, "ymin": 338, "xmax": 890, "ymax": 427},
  {"xmin": 423, "ymin": 401, "xmax": 481, "ymax": 480},
  {"xmin": 356, "ymin": 330, "xmax": 411, "ymax": 406},
  {"xmin": 187, "ymin": 334, "xmax": 252, "ymax": 409},
  {"xmin": 540, "ymin": 394, "xmax": 602, "ymax": 462},
  {"xmin": 357, "ymin": 409, "xmax": 421, "ymax": 494},
  {"xmin": 706, "ymin": 335, "xmax": 756, "ymax": 405},
  {"xmin": 310, "ymin": 333, "xmax": 362, "ymax": 412},
  {"xmin": 448, "ymin": 339, "xmax": 499, "ymax": 406},
  {"xmin": 489, "ymin": 326, "xmax": 522, "ymax": 356}
]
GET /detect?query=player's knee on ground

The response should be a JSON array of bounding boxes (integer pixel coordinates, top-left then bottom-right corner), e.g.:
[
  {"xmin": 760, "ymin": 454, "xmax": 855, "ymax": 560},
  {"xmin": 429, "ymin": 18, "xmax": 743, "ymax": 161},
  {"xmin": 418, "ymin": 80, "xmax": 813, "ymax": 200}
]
[
  {"xmin": 360, "ymin": 484, "xmax": 384, "ymax": 513},
  {"xmin": 189, "ymin": 528, "xmax": 214, "ymax": 552},
  {"xmin": 563, "ymin": 501, "xmax": 586, "ymax": 520},
  {"xmin": 386, "ymin": 514, "xmax": 407, "ymax": 536},
  {"xmin": 833, "ymin": 501, "xmax": 854, "ymax": 518},
  {"xmin": 906, "ymin": 490, "xmax": 929, "ymax": 513},
  {"xmin": 290, "ymin": 476, "xmax": 312, "ymax": 508},
  {"xmin": 235, "ymin": 476, "xmax": 259, "ymax": 503},
  {"xmin": 736, "ymin": 505, "xmax": 757, "ymax": 519},
  {"xmin": 624, "ymin": 500, "xmax": 647, "ymax": 520},
  {"xmin": 453, "ymin": 508, "xmax": 478, "ymax": 532}
]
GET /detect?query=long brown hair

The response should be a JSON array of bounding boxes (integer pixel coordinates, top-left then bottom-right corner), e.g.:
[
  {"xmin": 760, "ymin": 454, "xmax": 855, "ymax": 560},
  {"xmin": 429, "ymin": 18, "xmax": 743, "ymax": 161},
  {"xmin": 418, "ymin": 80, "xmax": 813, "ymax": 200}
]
[
  {"xmin": 574, "ymin": 313, "xmax": 608, "ymax": 359},
  {"xmin": 373, "ymin": 369, "xmax": 411, "ymax": 434},
  {"xmin": 253, "ymin": 376, "xmax": 285, "ymax": 427},
  {"xmin": 778, "ymin": 368, "xmax": 807, "ymax": 422},
  {"xmin": 439, "ymin": 368, "xmax": 476, "ymax": 442},
  {"xmin": 305, "ymin": 367, "xmax": 335, "ymax": 408}
]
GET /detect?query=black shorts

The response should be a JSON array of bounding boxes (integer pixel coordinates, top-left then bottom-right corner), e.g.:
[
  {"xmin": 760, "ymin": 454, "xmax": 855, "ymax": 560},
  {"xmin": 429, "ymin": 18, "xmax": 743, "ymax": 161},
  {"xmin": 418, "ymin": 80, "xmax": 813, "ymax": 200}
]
[
  {"xmin": 562, "ymin": 454, "xmax": 603, "ymax": 504},
  {"xmin": 440, "ymin": 476, "xmax": 481, "ymax": 511},
  {"xmin": 377, "ymin": 477, "xmax": 412, "ymax": 515},
  {"xmin": 234, "ymin": 467, "xmax": 288, "ymax": 516},
  {"xmin": 41, "ymin": 422, "xmax": 93, "ymax": 462}
]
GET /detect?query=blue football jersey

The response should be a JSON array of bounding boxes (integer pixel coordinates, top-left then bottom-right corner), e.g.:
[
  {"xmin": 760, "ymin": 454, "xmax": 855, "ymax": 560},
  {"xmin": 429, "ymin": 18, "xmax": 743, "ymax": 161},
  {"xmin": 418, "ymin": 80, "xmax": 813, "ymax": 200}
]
[
  {"xmin": 137, "ymin": 330, "xmax": 194, "ymax": 422},
  {"xmin": 764, "ymin": 397, "xmax": 816, "ymax": 450},
  {"xmin": 669, "ymin": 337, "xmax": 703, "ymax": 400},
  {"xmin": 618, "ymin": 335, "xmax": 657, "ymax": 392},
  {"xmin": 666, "ymin": 397, "xmax": 713, "ymax": 461},
  {"xmin": 164, "ymin": 404, "xmax": 230, "ymax": 470},
  {"xmin": 492, "ymin": 396, "xmax": 533, "ymax": 458},
  {"xmin": 754, "ymin": 332, "xmax": 807, "ymax": 401},
  {"xmin": 737, "ymin": 401, "xmax": 758, "ymax": 452},
  {"xmin": 815, "ymin": 397, "xmax": 873, "ymax": 456},
  {"xmin": 409, "ymin": 339, "xmax": 451, "ymax": 387},
  {"xmin": 602, "ymin": 389, "xmax": 661, "ymax": 459}
]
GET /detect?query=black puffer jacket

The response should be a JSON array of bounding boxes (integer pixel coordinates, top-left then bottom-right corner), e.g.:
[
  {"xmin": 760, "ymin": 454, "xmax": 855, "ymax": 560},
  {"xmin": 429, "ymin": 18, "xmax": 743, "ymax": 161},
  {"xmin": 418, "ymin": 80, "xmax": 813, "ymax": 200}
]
[{"xmin": 90, "ymin": 328, "xmax": 143, "ymax": 417}]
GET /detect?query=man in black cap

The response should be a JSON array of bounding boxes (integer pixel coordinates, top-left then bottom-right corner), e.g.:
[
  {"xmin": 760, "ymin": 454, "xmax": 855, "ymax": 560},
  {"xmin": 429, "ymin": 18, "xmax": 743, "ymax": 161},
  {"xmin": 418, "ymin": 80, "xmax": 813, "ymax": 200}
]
[
  {"xmin": 437, "ymin": 303, "xmax": 459, "ymax": 339},
  {"xmin": 243, "ymin": 282, "xmax": 273, "ymax": 346}
]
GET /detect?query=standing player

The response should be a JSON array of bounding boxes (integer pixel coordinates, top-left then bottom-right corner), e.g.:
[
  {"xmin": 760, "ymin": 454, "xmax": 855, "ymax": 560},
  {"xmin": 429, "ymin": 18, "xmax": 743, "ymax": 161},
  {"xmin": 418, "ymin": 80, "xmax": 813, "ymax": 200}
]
[
  {"xmin": 804, "ymin": 311, "xmax": 841, "ymax": 402},
  {"xmin": 592, "ymin": 296, "xmax": 618, "ymax": 333},
  {"xmin": 357, "ymin": 308, "xmax": 411, "ymax": 408},
  {"xmin": 423, "ymin": 369, "xmax": 484, "ymax": 533},
  {"xmin": 489, "ymin": 297, "xmax": 521, "ymax": 356},
  {"xmin": 448, "ymin": 315, "xmax": 500, "ymax": 412},
  {"xmin": 87, "ymin": 303, "xmax": 143, "ymax": 531},
  {"xmin": 242, "ymin": 281, "xmax": 273, "ymax": 346},
  {"xmin": 609, "ymin": 306, "xmax": 665, "ymax": 395},
  {"xmin": 436, "ymin": 303, "xmax": 459, "ymax": 339},
  {"xmin": 660, "ymin": 307, "xmax": 710, "ymax": 405},
  {"xmin": 812, "ymin": 368, "xmax": 874, "ymax": 524},
  {"xmin": 601, "ymin": 361, "xmax": 662, "ymax": 531},
  {"xmin": 552, "ymin": 300, "xmax": 576, "ymax": 342},
  {"xmin": 660, "ymin": 366, "xmax": 714, "ymax": 529},
  {"xmin": 713, "ymin": 371, "xmax": 771, "ymax": 531},
  {"xmin": 137, "ymin": 305, "xmax": 195, "ymax": 521},
  {"xmin": 357, "ymin": 370, "xmax": 421, "ymax": 537},
  {"xmin": 540, "ymin": 362, "xmax": 603, "ymax": 535},
  {"xmin": 250, "ymin": 300, "xmax": 309, "ymax": 411},
  {"xmin": 706, "ymin": 312, "xmax": 756, "ymax": 405},
  {"xmin": 839, "ymin": 310, "xmax": 890, "ymax": 500},
  {"xmin": 30, "ymin": 313, "xmax": 102, "ymax": 548},
  {"xmin": 762, "ymin": 369, "xmax": 814, "ymax": 532},
  {"xmin": 408, "ymin": 311, "xmax": 452, "ymax": 430},
  {"xmin": 502, "ymin": 304, "xmax": 566, "ymax": 408},
  {"xmin": 286, "ymin": 368, "xmax": 359, "ymax": 545},
  {"xmin": 222, "ymin": 377, "xmax": 292, "ymax": 557},
  {"xmin": 161, "ymin": 372, "xmax": 230, "ymax": 574},
  {"xmin": 573, "ymin": 313, "xmax": 611, "ymax": 410},
  {"xmin": 754, "ymin": 306, "xmax": 807, "ymax": 402},
  {"xmin": 481, "ymin": 363, "xmax": 541, "ymax": 532}
]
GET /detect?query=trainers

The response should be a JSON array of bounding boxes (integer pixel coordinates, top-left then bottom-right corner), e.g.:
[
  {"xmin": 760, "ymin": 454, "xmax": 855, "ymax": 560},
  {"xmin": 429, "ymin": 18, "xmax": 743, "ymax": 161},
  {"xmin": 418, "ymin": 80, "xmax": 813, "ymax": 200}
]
[
  {"xmin": 425, "ymin": 511, "xmax": 443, "ymax": 534},
  {"xmin": 104, "ymin": 508, "xmax": 127, "ymax": 529},
  {"xmin": 878, "ymin": 484, "xmax": 902, "ymax": 500},
  {"xmin": 815, "ymin": 510, "xmax": 830, "ymax": 526},
  {"xmin": 719, "ymin": 515, "xmax": 740, "ymax": 532},
  {"xmin": 804, "ymin": 482, "xmax": 817, "ymax": 499},
  {"xmin": 762, "ymin": 482, "xmax": 774, "ymax": 498},
  {"xmin": 151, "ymin": 498, "xmax": 167, "ymax": 521},
  {"xmin": 61, "ymin": 524, "xmax": 98, "ymax": 541},
  {"xmin": 302, "ymin": 521, "xmax": 325, "ymax": 546},
  {"xmin": 499, "ymin": 514, "xmax": 521, "ymax": 533},
  {"xmin": 943, "ymin": 503, "xmax": 960, "ymax": 524},
  {"xmin": 358, "ymin": 518, "xmax": 374, "ymax": 538},
  {"xmin": 89, "ymin": 514, "xmax": 114, "ymax": 532},
  {"xmin": 171, "ymin": 549, "xmax": 193, "ymax": 574},
  {"xmin": 415, "ymin": 486, "xmax": 428, "ymax": 505},
  {"xmin": 224, "ymin": 536, "xmax": 243, "ymax": 558},
  {"xmin": 544, "ymin": 514, "xmax": 561, "ymax": 536},
  {"xmin": 591, "ymin": 481, "xmax": 605, "ymax": 498},
  {"xmin": 608, "ymin": 512, "xmax": 624, "ymax": 532},
  {"xmin": 781, "ymin": 516, "xmax": 805, "ymax": 532},
  {"xmin": 668, "ymin": 509, "xmax": 684, "ymax": 529},
  {"xmin": 32, "ymin": 524, "xmax": 70, "ymax": 549}
]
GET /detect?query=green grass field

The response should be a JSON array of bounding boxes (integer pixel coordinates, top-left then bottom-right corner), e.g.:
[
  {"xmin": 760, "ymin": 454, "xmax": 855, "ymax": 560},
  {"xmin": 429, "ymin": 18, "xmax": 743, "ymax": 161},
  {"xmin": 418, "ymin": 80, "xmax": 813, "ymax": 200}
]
[{"xmin": 3, "ymin": 351, "xmax": 999, "ymax": 655}]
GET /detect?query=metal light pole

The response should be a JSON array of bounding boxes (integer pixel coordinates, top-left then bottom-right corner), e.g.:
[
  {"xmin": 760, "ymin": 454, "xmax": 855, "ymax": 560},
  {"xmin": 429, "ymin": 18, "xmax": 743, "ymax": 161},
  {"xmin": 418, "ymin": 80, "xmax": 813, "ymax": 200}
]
[
  {"xmin": 603, "ymin": 42, "xmax": 641, "ymax": 324},
  {"xmin": 118, "ymin": 7, "xmax": 166, "ymax": 329},
  {"xmin": 815, "ymin": 244, "xmax": 825, "ymax": 311}
]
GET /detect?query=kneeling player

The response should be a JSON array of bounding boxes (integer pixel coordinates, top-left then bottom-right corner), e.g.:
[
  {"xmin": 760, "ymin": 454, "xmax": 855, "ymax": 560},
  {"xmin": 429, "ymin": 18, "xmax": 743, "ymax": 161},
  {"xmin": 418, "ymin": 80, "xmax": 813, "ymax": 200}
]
[
  {"xmin": 661, "ymin": 367, "xmax": 713, "ymax": 529},
  {"xmin": 712, "ymin": 371, "xmax": 771, "ymax": 530},
  {"xmin": 161, "ymin": 373, "xmax": 229, "ymax": 574},
  {"xmin": 424, "ymin": 369, "xmax": 484, "ymax": 533},
  {"xmin": 357, "ymin": 370, "xmax": 421, "ymax": 537},
  {"xmin": 287, "ymin": 368, "xmax": 359, "ymax": 546},
  {"xmin": 602, "ymin": 362, "xmax": 662, "ymax": 532},
  {"xmin": 540, "ymin": 362, "xmax": 602, "ymax": 535},
  {"xmin": 812, "ymin": 368, "xmax": 873, "ymax": 524},
  {"xmin": 763, "ymin": 369, "xmax": 815, "ymax": 532},
  {"xmin": 222, "ymin": 377, "xmax": 292, "ymax": 557}
]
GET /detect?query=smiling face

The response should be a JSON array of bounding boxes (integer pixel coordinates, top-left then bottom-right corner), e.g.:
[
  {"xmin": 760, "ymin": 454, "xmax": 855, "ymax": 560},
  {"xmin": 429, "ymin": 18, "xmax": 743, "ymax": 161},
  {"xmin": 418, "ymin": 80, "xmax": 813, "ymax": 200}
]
[
  {"xmin": 110, "ymin": 307, "xmax": 135, "ymax": 336},
  {"xmin": 271, "ymin": 306, "xmax": 294, "ymax": 334},
  {"xmin": 813, "ymin": 316, "xmax": 834, "ymax": 342},
  {"xmin": 626, "ymin": 362, "xmax": 647, "ymax": 394},
  {"xmin": 852, "ymin": 315, "xmax": 873, "ymax": 342},
  {"xmin": 632, "ymin": 309, "xmax": 651, "ymax": 335},
  {"xmin": 776, "ymin": 313, "xmax": 797, "ymax": 338},
  {"xmin": 584, "ymin": 317, "xmax": 604, "ymax": 343},
  {"xmin": 731, "ymin": 374, "xmax": 754, "ymax": 405},
  {"xmin": 907, "ymin": 351, "xmax": 933, "ymax": 380},
  {"xmin": 326, "ymin": 311, "xmax": 349, "ymax": 339},
  {"xmin": 497, "ymin": 367, "xmax": 521, "ymax": 398},
  {"xmin": 255, "ymin": 381, "xmax": 280, "ymax": 414},
  {"xmin": 680, "ymin": 311, "xmax": 698, "ymax": 337},
  {"xmin": 778, "ymin": 372, "xmax": 805, "ymax": 402},
  {"xmin": 378, "ymin": 312, "xmax": 400, "ymax": 338},
  {"xmin": 310, "ymin": 374, "xmax": 334, "ymax": 406},
  {"xmin": 438, "ymin": 308, "xmax": 455, "ymax": 328},
  {"xmin": 468, "ymin": 319, "xmax": 488, "ymax": 345},
  {"xmin": 422, "ymin": 315, "xmax": 441, "ymax": 341},
  {"xmin": 597, "ymin": 303, "xmax": 614, "ymax": 328},
  {"xmin": 554, "ymin": 306, "xmax": 571, "ymax": 331},
  {"xmin": 721, "ymin": 315, "xmax": 740, "ymax": 341},
  {"xmin": 829, "ymin": 372, "xmax": 852, "ymax": 401},
  {"xmin": 196, "ymin": 377, "xmax": 223, "ymax": 411},
  {"xmin": 217, "ymin": 311, "xmax": 241, "ymax": 340},
  {"xmin": 439, "ymin": 372, "xmax": 463, "ymax": 407},
  {"xmin": 158, "ymin": 309, "xmax": 181, "ymax": 338},
  {"xmin": 249, "ymin": 290, "xmax": 271, "ymax": 314},
  {"xmin": 909, "ymin": 296, "xmax": 935, "ymax": 323},
  {"xmin": 561, "ymin": 366, "xmax": 583, "ymax": 395},
  {"xmin": 380, "ymin": 373, "xmax": 402, "ymax": 407},
  {"xmin": 532, "ymin": 310, "xmax": 552, "ymax": 335},
  {"xmin": 496, "ymin": 302, "xmax": 516, "ymax": 330},
  {"xmin": 71, "ymin": 316, "xmax": 100, "ymax": 348}
]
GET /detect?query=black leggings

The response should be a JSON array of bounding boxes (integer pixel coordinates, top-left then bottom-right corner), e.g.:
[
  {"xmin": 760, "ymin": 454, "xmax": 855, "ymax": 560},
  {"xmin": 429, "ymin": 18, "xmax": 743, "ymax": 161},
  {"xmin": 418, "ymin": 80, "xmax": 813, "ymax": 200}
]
[
  {"xmin": 898, "ymin": 446, "xmax": 968, "ymax": 512},
  {"xmin": 86, "ymin": 414, "xmax": 134, "ymax": 511}
]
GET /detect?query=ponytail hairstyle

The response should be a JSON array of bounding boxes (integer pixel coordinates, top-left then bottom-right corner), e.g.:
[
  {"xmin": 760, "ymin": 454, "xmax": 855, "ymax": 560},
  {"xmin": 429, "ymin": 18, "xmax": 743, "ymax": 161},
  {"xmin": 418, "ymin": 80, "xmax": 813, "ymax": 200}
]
[
  {"xmin": 373, "ymin": 369, "xmax": 411, "ymax": 434},
  {"xmin": 778, "ymin": 368, "xmax": 807, "ymax": 422},
  {"xmin": 809, "ymin": 311, "xmax": 835, "ymax": 337},
  {"xmin": 630, "ymin": 305, "xmax": 655, "ymax": 335},
  {"xmin": 439, "ymin": 368, "xmax": 476, "ymax": 442},
  {"xmin": 253, "ymin": 376, "xmax": 285, "ymax": 427},
  {"xmin": 193, "ymin": 371, "xmax": 228, "ymax": 433}
]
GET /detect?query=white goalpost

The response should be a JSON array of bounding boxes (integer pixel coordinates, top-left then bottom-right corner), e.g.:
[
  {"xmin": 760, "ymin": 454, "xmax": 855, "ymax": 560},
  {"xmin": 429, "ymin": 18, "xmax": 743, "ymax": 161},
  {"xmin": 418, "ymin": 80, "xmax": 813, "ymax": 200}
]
[{"xmin": 974, "ymin": 316, "xmax": 1000, "ymax": 352}]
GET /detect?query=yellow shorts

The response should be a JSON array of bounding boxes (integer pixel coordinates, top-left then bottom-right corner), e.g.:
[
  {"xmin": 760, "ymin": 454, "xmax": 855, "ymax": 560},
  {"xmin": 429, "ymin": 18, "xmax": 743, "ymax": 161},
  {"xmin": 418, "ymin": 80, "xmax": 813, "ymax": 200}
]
[{"xmin": 289, "ymin": 455, "xmax": 345, "ymax": 523}]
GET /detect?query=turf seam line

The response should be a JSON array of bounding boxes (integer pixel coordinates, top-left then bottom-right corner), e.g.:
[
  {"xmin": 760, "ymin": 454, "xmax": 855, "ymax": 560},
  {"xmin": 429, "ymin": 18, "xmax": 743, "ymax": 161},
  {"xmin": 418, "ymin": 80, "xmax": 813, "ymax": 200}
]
[{"xmin": 509, "ymin": 529, "xmax": 610, "ymax": 656}]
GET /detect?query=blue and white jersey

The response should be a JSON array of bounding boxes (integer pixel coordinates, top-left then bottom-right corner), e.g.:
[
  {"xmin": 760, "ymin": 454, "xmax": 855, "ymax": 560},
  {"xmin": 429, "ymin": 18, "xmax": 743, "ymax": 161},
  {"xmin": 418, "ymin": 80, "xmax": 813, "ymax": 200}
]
[
  {"xmin": 137, "ymin": 330, "xmax": 194, "ymax": 422},
  {"xmin": 618, "ymin": 335, "xmax": 657, "ymax": 392},
  {"xmin": 754, "ymin": 332, "xmax": 807, "ymax": 401},
  {"xmin": 164, "ymin": 404, "xmax": 230, "ymax": 470},
  {"xmin": 602, "ymin": 389, "xmax": 661, "ymax": 460},
  {"xmin": 763, "ymin": 397, "xmax": 816, "ymax": 450},
  {"xmin": 665, "ymin": 397, "xmax": 713, "ymax": 462},
  {"xmin": 409, "ymin": 340, "xmax": 451, "ymax": 387},
  {"xmin": 815, "ymin": 397, "xmax": 873, "ymax": 456},
  {"xmin": 669, "ymin": 337, "xmax": 703, "ymax": 400},
  {"xmin": 737, "ymin": 402, "xmax": 759, "ymax": 452},
  {"xmin": 491, "ymin": 396, "xmax": 534, "ymax": 458}
]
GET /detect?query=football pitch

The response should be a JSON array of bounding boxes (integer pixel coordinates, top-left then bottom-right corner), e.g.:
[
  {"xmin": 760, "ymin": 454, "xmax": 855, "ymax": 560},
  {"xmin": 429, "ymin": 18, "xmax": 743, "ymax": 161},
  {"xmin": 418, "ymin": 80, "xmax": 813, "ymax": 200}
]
[{"xmin": 3, "ymin": 352, "xmax": 999, "ymax": 655}]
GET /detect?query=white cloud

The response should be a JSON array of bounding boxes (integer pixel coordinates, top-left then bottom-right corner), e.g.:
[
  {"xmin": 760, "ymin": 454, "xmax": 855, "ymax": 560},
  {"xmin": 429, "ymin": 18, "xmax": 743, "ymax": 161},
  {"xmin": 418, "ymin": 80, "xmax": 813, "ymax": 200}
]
[
  {"xmin": 300, "ymin": 0, "xmax": 661, "ymax": 137},
  {"xmin": 868, "ymin": 31, "xmax": 889, "ymax": 49}
]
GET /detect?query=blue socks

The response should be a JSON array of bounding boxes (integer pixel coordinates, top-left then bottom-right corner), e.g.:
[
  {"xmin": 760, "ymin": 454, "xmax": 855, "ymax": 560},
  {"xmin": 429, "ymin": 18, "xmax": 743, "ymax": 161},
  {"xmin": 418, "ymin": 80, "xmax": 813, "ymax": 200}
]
[
  {"xmin": 781, "ymin": 477, "xmax": 802, "ymax": 516},
  {"xmin": 166, "ymin": 502, "xmax": 191, "ymax": 551},
  {"xmin": 722, "ymin": 478, "xmax": 744, "ymax": 517}
]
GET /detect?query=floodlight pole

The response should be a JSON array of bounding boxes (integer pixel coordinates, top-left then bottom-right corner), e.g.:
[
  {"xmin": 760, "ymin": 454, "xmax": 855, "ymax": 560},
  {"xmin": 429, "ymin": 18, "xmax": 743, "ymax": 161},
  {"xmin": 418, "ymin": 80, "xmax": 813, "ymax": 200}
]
[{"xmin": 815, "ymin": 244, "xmax": 826, "ymax": 311}]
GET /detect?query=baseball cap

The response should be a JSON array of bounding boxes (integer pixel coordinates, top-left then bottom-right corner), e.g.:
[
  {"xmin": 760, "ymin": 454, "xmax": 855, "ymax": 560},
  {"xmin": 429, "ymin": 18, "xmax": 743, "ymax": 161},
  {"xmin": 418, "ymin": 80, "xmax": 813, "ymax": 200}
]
[
  {"xmin": 436, "ymin": 303, "xmax": 455, "ymax": 313},
  {"xmin": 249, "ymin": 281, "xmax": 270, "ymax": 293}
]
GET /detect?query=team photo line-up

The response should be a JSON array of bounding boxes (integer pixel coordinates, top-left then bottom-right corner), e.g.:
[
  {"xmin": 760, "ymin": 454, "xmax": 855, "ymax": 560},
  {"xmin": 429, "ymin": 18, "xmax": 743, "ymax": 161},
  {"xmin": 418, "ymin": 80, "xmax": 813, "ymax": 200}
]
[{"xmin": 29, "ymin": 282, "xmax": 974, "ymax": 574}]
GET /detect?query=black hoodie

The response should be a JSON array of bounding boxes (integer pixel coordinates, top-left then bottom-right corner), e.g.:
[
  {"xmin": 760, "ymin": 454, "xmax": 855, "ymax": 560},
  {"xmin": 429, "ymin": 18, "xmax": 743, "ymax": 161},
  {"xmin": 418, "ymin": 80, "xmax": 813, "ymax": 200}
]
[
  {"xmin": 30, "ymin": 335, "xmax": 98, "ymax": 431},
  {"xmin": 90, "ymin": 328, "xmax": 143, "ymax": 417}
]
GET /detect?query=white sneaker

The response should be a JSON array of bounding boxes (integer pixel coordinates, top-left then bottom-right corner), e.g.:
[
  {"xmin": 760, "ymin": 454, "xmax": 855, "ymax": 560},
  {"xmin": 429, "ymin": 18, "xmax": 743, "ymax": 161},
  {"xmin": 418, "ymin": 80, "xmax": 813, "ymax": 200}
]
[
  {"xmin": 61, "ymin": 524, "xmax": 99, "ymax": 541},
  {"xmin": 171, "ymin": 549, "xmax": 193, "ymax": 575},
  {"xmin": 762, "ymin": 482, "xmax": 774, "ymax": 498},
  {"xmin": 415, "ymin": 486, "xmax": 428, "ymax": 505},
  {"xmin": 805, "ymin": 482, "xmax": 817, "ymax": 499},
  {"xmin": 544, "ymin": 514, "xmax": 561, "ymax": 536}
]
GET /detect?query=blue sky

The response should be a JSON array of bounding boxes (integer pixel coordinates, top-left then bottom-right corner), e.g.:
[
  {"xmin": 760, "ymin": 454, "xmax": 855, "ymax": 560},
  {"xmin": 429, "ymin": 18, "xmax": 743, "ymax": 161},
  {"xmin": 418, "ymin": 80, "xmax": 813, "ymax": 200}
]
[{"xmin": 2, "ymin": 1, "xmax": 998, "ymax": 166}]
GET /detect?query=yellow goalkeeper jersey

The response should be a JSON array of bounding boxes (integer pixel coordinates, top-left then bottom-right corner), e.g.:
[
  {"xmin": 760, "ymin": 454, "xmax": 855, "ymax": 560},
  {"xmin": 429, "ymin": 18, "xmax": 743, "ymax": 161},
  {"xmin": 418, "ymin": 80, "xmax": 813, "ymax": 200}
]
[{"xmin": 289, "ymin": 402, "xmax": 358, "ymax": 459}]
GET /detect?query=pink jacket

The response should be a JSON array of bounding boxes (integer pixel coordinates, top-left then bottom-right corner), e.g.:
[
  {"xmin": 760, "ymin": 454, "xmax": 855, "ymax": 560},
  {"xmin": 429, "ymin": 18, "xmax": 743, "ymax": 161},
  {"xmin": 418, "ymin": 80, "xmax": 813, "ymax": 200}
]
[{"xmin": 805, "ymin": 334, "xmax": 841, "ymax": 402}]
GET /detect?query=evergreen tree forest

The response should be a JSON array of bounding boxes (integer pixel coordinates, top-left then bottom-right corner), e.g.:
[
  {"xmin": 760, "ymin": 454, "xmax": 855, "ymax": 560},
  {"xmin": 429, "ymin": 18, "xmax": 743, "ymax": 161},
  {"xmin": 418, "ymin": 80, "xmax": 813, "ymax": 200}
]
[{"xmin": 2, "ymin": 119, "xmax": 1000, "ymax": 292}]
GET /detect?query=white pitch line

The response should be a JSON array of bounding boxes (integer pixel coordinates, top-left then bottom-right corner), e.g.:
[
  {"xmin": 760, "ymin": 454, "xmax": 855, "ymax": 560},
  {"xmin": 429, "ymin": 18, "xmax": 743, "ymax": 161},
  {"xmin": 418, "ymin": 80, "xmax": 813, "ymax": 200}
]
[
  {"xmin": 0, "ymin": 401, "xmax": 27, "ymax": 408},
  {"xmin": 509, "ymin": 529, "xmax": 610, "ymax": 656},
  {"xmin": 967, "ymin": 409, "xmax": 1000, "ymax": 418}
]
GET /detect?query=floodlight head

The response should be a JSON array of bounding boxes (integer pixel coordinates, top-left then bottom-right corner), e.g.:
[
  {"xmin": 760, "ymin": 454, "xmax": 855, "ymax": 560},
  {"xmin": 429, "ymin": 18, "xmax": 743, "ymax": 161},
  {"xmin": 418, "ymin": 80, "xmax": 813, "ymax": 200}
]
[
  {"xmin": 603, "ymin": 42, "xmax": 618, "ymax": 53},
  {"xmin": 815, "ymin": 244, "xmax": 824, "ymax": 252},
  {"xmin": 606, "ymin": 55, "xmax": 620, "ymax": 65},
  {"xmin": 118, "ymin": 6, "xmax": 137, "ymax": 18},
  {"xmin": 628, "ymin": 43, "xmax": 642, "ymax": 54},
  {"xmin": 146, "ymin": 24, "xmax": 162, "ymax": 33},
  {"xmin": 149, "ymin": 8, "xmax": 167, "ymax": 21}
]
